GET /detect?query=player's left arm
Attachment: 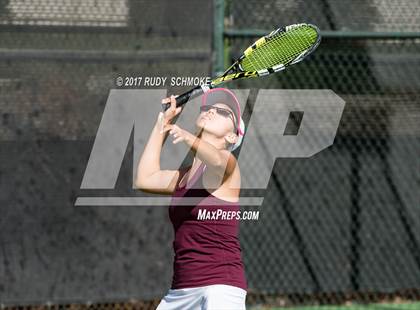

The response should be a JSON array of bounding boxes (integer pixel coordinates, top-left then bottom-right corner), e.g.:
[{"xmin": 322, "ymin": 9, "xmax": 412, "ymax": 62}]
[{"xmin": 161, "ymin": 124, "xmax": 236, "ymax": 179}]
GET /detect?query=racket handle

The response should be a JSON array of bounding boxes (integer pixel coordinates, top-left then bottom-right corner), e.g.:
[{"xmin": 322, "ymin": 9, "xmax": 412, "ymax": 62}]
[{"xmin": 161, "ymin": 85, "xmax": 206, "ymax": 111}]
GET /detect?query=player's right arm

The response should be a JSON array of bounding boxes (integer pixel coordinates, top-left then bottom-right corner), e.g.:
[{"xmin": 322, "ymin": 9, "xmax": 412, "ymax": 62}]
[{"xmin": 135, "ymin": 95, "xmax": 183, "ymax": 195}]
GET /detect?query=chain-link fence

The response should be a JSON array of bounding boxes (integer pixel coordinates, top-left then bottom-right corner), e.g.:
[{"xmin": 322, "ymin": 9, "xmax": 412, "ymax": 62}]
[
  {"xmin": 1, "ymin": 0, "xmax": 420, "ymax": 309},
  {"xmin": 0, "ymin": 0, "xmax": 213, "ymax": 141},
  {"xmin": 0, "ymin": 0, "xmax": 212, "ymax": 309},
  {"xmin": 224, "ymin": 0, "xmax": 420, "ymax": 308}
]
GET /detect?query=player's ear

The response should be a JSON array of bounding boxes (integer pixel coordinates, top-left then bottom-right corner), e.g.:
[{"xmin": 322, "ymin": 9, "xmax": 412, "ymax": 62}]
[{"xmin": 224, "ymin": 132, "xmax": 238, "ymax": 145}]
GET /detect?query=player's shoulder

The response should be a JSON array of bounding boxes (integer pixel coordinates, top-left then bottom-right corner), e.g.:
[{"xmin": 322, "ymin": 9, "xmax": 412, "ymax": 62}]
[{"xmin": 220, "ymin": 149, "xmax": 238, "ymax": 166}]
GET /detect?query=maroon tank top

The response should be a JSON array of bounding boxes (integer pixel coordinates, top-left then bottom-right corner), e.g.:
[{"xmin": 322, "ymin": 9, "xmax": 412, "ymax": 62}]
[{"xmin": 168, "ymin": 162, "xmax": 247, "ymax": 290}]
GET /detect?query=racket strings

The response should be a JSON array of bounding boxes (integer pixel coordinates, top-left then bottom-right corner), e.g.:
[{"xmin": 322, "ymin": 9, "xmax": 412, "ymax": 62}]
[
  {"xmin": 254, "ymin": 28, "xmax": 315, "ymax": 69},
  {"xmin": 253, "ymin": 27, "xmax": 316, "ymax": 69},
  {"xmin": 240, "ymin": 26, "xmax": 318, "ymax": 72}
]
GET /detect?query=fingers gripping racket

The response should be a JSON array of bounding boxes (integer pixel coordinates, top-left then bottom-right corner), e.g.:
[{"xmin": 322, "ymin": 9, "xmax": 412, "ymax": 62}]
[{"xmin": 161, "ymin": 23, "xmax": 321, "ymax": 111}]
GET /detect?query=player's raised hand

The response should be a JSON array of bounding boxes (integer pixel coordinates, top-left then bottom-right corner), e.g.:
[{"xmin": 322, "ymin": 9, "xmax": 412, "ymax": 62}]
[
  {"xmin": 162, "ymin": 124, "xmax": 191, "ymax": 144},
  {"xmin": 158, "ymin": 95, "xmax": 182, "ymax": 133}
]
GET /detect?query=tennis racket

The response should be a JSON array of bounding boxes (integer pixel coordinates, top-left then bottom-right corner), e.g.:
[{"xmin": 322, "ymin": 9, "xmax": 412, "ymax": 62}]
[{"xmin": 162, "ymin": 23, "xmax": 321, "ymax": 111}]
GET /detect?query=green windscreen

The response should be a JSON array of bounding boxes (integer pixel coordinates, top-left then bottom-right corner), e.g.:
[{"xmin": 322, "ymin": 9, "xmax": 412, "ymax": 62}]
[{"xmin": 239, "ymin": 24, "xmax": 319, "ymax": 72}]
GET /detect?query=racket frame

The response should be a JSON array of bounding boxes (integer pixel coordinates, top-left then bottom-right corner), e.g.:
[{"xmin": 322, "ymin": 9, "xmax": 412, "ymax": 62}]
[{"xmin": 161, "ymin": 23, "xmax": 321, "ymax": 112}]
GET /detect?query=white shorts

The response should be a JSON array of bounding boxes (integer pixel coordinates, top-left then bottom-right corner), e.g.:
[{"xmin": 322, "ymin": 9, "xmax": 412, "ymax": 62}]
[{"xmin": 156, "ymin": 284, "xmax": 247, "ymax": 310}]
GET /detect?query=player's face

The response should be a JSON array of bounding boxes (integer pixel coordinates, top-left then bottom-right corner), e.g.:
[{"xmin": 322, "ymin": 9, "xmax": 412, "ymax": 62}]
[{"xmin": 196, "ymin": 103, "xmax": 237, "ymax": 137}]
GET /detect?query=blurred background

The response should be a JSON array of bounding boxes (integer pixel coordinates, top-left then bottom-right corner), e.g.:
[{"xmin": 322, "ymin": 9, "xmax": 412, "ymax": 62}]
[{"xmin": 0, "ymin": 0, "xmax": 419, "ymax": 309}]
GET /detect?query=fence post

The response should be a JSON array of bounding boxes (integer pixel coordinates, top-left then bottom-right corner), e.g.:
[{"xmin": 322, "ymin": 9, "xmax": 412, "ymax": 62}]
[{"xmin": 213, "ymin": 0, "xmax": 225, "ymax": 76}]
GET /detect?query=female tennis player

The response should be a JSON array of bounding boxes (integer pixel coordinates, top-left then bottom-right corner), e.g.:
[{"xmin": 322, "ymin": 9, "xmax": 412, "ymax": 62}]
[{"xmin": 136, "ymin": 88, "xmax": 247, "ymax": 310}]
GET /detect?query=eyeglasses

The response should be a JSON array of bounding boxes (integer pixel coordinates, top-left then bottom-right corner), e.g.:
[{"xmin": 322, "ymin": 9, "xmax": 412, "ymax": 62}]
[{"xmin": 200, "ymin": 105, "xmax": 237, "ymax": 131}]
